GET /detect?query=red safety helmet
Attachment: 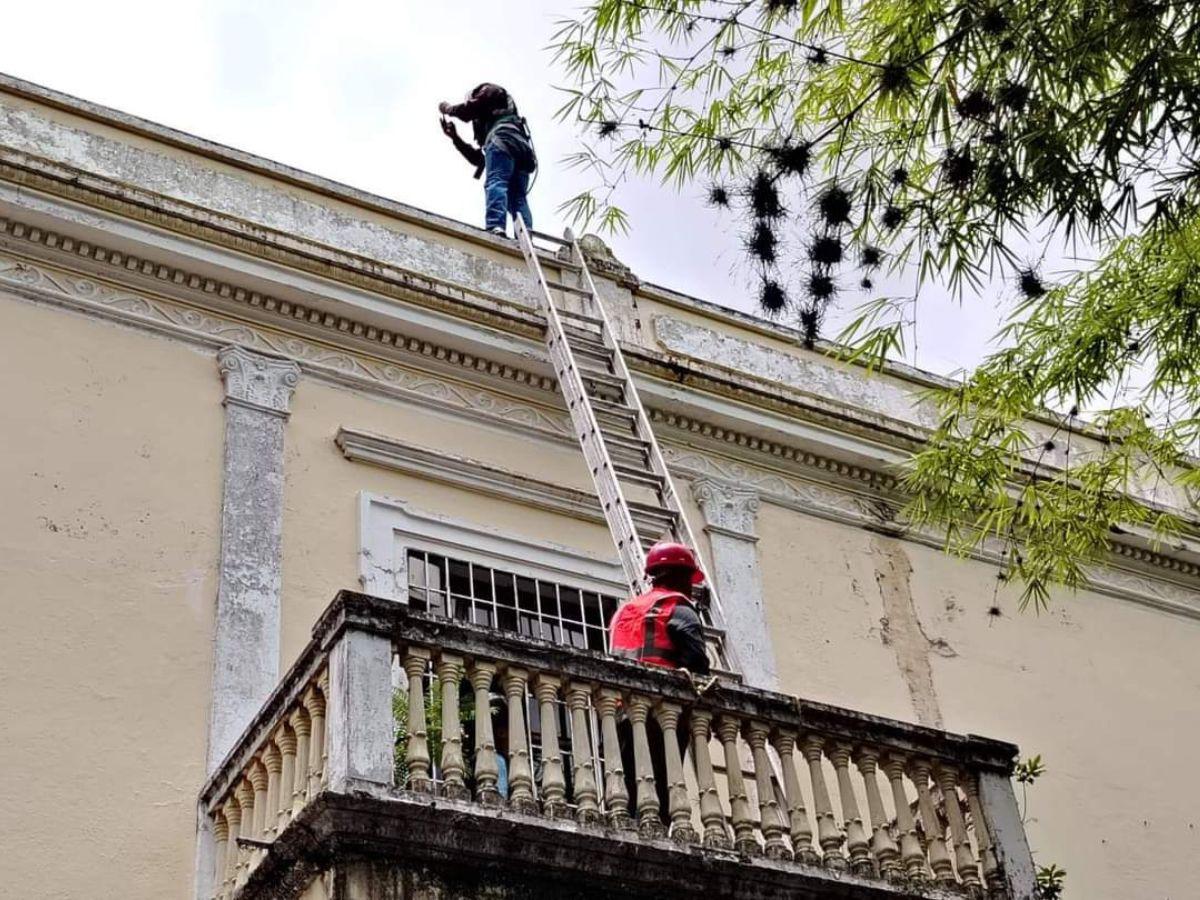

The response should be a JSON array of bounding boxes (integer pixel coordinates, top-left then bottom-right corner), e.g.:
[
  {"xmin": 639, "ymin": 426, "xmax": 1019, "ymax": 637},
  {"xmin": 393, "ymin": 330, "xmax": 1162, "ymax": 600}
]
[{"xmin": 644, "ymin": 541, "xmax": 705, "ymax": 585}]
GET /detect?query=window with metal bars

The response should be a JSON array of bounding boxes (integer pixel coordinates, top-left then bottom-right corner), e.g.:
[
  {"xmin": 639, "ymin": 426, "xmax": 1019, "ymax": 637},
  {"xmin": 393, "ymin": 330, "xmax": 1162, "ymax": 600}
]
[{"xmin": 406, "ymin": 548, "xmax": 622, "ymax": 652}]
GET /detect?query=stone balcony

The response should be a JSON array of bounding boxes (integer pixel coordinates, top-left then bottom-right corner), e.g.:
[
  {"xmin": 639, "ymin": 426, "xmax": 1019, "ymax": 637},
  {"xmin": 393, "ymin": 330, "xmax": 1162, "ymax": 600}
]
[{"xmin": 197, "ymin": 592, "xmax": 1037, "ymax": 900}]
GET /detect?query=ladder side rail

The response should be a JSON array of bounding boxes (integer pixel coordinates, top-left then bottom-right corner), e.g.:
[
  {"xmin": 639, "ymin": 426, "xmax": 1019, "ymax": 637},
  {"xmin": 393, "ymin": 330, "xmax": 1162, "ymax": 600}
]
[
  {"xmin": 565, "ymin": 231, "xmax": 731, "ymax": 630},
  {"xmin": 515, "ymin": 220, "xmax": 645, "ymax": 590}
]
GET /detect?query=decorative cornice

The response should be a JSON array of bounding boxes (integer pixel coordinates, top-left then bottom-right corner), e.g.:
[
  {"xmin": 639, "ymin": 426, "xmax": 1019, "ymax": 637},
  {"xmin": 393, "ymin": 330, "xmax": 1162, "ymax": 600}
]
[
  {"xmin": 336, "ymin": 428, "xmax": 604, "ymax": 525},
  {"xmin": 218, "ymin": 345, "xmax": 300, "ymax": 416},
  {"xmin": 0, "ymin": 215, "xmax": 558, "ymax": 393},
  {"xmin": 651, "ymin": 408, "xmax": 901, "ymax": 492},
  {"xmin": 0, "ymin": 248, "xmax": 573, "ymax": 442},
  {"xmin": 691, "ymin": 478, "xmax": 761, "ymax": 539}
]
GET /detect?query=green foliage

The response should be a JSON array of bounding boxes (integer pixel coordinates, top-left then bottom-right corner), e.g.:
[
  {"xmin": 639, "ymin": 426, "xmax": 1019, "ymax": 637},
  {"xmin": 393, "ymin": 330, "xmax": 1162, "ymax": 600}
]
[
  {"xmin": 393, "ymin": 681, "xmax": 476, "ymax": 788},
  {"xmin": 551, "ymin": 0, "xmax": 1200, "ymax": 606},
  {"xmin": 1036, "ymin": 863, "xmax": 1067, "ymax": 899},
  {"xmin": 1014, "ymin": 754, "xmax": 1045, "ymax": 786}
]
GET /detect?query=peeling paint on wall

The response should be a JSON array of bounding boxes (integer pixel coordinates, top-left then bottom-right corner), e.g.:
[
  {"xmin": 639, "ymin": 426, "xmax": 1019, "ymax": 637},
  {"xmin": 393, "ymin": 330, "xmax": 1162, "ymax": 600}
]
[{"xmin": 870, "ymin": 535, "xmax": 955, "ymax": 728}]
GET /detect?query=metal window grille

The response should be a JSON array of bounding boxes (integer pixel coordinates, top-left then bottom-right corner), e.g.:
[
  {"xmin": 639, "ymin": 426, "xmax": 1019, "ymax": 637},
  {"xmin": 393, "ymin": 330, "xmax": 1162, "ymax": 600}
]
[{"xmin": 406, "ymin": 549, "xmax": 621, "ymax": 652}]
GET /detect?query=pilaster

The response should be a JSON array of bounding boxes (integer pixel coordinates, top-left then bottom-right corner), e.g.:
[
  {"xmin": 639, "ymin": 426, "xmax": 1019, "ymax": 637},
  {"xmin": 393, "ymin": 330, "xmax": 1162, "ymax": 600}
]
[
  {"xmin": 691, "ymin": 477, "xmax": 778, "ymax": 689},
  {"xmin": 207, "ymin": 346, "xmax": 300, "ymax": 772}
]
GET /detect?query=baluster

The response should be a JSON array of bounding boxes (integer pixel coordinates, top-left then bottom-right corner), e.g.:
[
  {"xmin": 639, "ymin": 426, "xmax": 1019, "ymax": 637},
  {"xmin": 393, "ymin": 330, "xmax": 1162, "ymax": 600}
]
[
  {"xmin": 773, "ymin": 730, "xmax": 820, "ymax": 865},
  {"xmin": 689, "ymin": 709, "xmax": 731, "ymax": 848},
  {"xmin": 402, "ymin": 647, "xmax": 433, "ymax": 792},
  {"xmin": 936, "ymin": 764, "xmax": 983, "ymax": 895},
  {"xmin": 502, "ymin": 666, "xmax": 537, "ymax": 814},
  {"xmin": 567, "ymin": 683, "xmax": 600, "ymax": 825},
  {"xmin": 595, "ymin": 688, "xmax": 632, "ymax": 829},
  {"xmin": 220, "ymin": 797, "xmax": 241, "ymax": 898},
  {"xmin": 287, "ymin": 708, "xmax": 311, "ymax": 817},
  {"xmin": 317, "ymin": 670, "xmax": 330, "ymax": 786},
  {"xmin": 233, "ymin": 780, "xmax": 255, "ymax": 887},
  {"xmin": 303, "ymin": 683, "xmax": 326, "ymax": 800},
  {"xmin": 535, "ymin": 674, "xmax": 568, "ymax": 818},
  {"xmin": 470, "ymin": 661, "xmax": 501, "ymax": 806},
  {"xmin": 909, "ymin": 757, "xmax": 955, "ymax": 884},
  {"xmin": 855, "ymin": 746, "xmax": 902, "ymax": 880},
  {"xmin": 436, "ymin": 653, "xmax": 468, "ymax": 800},
  {"xmin": 883, "ymin": 753, "xmax": 928, "ymax": 880},
  {"xmin": 801, "ymin": 735, "xmax": 846, "ymax": 869},
  {"xmin": 629, "ymin": 694, "xmax": 666, "ymax": 839},
  {"xmin": 248, "ymin": 760, "xmax": 269, "ymax": 866},
  {"xmin": 274, "ymin": 725, "xmax": 297, "ymax": 833},
  {"xmin": 828, "ymin": 743, "xmax": 874, "ymax": 876},
  {"xmin": 212, "ymin": 810, "xmax": 229, "ymax": 900},
  {"xmin": 655, "ymin": 701, "xmax": 697, "ymax": 844},
  {"xmin": 746, "ymin": 721, "xmax": 791, "ymax": 859},
  {"xmin": 262, "ymin": 742, "xmax": 282, "ymax": 841},
  {"xmin": 963, "ymin": 772, "xmax": 1004, "ymax": 894},
  {"xmin": 717, "ymin": 715, "xmax": 759, "ymax": 856}
]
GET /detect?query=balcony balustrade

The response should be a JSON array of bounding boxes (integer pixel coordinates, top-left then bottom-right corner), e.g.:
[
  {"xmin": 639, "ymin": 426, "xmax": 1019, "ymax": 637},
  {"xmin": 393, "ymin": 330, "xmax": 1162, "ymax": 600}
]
[{"xmin": 198, "ymin": 591, "xmax": 1036, "ymax": 900}]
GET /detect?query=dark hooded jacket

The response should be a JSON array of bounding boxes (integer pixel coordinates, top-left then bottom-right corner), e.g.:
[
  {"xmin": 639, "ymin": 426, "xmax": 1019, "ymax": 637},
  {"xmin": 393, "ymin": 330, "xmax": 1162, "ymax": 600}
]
[{"xmin": 443, "ymin": 83, "xmax": 536, "ymax": 177}]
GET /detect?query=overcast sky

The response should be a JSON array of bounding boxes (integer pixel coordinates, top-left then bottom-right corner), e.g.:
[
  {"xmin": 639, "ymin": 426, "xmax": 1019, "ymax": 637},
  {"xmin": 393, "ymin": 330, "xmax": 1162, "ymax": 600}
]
[{"xmin": 2, "ymin": 0, "xmax": 1027, "ymax": 376}]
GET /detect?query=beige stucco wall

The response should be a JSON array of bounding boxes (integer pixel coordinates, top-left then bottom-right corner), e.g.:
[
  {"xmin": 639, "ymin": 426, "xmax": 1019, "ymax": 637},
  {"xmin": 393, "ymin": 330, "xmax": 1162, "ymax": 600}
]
[
  {"xmin": 759, "ymin": 504, "xmax": 1200, "ymax": 900},
  {"xmin": 279, "ymin": 377, "xmax": 617, "ymax": 663},
  {"xmin": 0, "ymin": 294, "xmax": 223, "ymax": 898}
]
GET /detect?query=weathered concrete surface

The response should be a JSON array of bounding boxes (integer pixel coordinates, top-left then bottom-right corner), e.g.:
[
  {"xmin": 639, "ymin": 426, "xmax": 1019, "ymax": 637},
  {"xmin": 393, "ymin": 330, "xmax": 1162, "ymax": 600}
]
[
  {"xmin": 244, "ymin": 790, "xmax": 969, "ymax": 900},
  {"xmin": 327, "ymin": 630, "xmax": 394, "ymax": 790},
  {"xmin": 208, "ymin": 346, "xmax": 300, "ymax": 771},
  {"xmin": 0, "ymin": 85, "xmax": 541, "ymax": 309},
  {"xmin": 870, "ymin": 536, "xmax": 953, "ymax": 729},
  {"xmin": 978, "ymin": 772, "xmax": 1038, "ymax": 900},
  {"xmin": 691, "ymin": 477, "xmax": 779, "ymax": 689}
]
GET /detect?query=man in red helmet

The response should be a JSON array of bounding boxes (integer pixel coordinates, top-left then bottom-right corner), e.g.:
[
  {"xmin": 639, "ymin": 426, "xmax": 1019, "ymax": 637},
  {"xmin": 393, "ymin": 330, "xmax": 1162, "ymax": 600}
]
[
  {"xmin": 609, "ymin": 541, "xmax": 711, "ymax": 675},
  {"xmin": 610, "ymin": 542, "xmax": 710, "ymax": 833}
]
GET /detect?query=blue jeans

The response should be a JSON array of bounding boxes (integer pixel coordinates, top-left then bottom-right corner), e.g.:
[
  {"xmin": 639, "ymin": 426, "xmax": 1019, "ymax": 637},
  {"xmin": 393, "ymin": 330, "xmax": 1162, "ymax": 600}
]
[{"xmin": 484, "ymin": 144, "xmax": 532, "ymax": 234}]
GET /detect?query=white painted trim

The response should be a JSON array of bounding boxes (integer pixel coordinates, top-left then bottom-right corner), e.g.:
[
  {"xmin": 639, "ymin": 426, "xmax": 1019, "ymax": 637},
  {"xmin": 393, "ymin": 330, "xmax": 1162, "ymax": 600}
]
[
  {"xmin": 358, "ymin": 492, "xmax": 625, "ymax": 604},
  {"xmin": 337, "ymin": 427, "xmax": 604, "ymax": 525}
]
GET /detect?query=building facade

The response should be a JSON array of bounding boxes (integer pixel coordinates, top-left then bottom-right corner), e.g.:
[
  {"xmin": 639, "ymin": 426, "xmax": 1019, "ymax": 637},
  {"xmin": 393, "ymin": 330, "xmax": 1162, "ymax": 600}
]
[{"xmin": 1, "ymin": 74, "xmax": 1197, "ymax": 899}]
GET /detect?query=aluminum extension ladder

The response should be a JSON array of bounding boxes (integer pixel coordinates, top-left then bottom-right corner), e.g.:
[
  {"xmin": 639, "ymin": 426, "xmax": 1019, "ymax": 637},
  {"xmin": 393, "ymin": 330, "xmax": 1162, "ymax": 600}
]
[{"xmin": 514, "ymin": 219, "xmax": 735, "ymax": 673}]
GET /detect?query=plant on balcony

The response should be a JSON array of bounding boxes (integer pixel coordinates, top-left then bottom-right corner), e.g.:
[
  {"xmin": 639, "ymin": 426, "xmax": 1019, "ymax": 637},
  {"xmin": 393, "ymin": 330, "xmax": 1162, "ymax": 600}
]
[{"xmin": 393, "ymin": 680, "xmax": 476, "ymax": 788}]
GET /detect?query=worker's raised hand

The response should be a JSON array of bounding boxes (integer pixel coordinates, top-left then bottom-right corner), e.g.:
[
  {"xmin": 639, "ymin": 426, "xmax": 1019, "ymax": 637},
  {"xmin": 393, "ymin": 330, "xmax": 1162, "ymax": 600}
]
[{"xmin": 439, "ymin": 117, "xmax": 458, "ymax": 140}]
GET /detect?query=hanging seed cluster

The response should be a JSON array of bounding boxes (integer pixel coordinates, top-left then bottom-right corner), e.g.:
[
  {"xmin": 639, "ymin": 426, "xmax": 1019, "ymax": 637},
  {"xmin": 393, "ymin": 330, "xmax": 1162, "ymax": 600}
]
[{"xmin": 694, "ymin": 0, "xmax": 1053, "ymax": 338}]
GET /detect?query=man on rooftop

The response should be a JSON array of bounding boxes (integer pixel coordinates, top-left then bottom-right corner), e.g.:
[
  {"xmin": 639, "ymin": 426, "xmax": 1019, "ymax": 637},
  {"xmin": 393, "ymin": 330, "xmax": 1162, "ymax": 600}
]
[{"xmin": 438, "ymin": 83, "xmax": 536, "ymax": 238}]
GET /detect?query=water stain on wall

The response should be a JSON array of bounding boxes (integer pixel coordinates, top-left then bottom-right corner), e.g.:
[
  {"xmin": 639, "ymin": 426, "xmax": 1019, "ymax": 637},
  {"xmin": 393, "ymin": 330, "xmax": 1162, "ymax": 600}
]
[{"xmin": 870, "ymin": 535, "xmax": 956, "ymax": 728}]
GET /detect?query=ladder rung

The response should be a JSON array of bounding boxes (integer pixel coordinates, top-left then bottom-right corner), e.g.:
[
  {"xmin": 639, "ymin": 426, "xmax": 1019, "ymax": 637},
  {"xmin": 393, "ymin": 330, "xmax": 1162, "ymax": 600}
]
[
  {"xmin": 561, "ymin": 336, "xmax": 611, "ymax": 363},
  {"xmin": 628, "ymin": 498, "xmax": 677, "ymax": 518},
  {"xmin": 597, "ymin": 427, "xmax": 648, "ymax": 454},
  {"xmin": 578, "ymin": 374, "xmax": 624, "ymax": 400},
  {"xmin": 591, "ymin": 398, "xmax": 639, "ymax": 425},
  {"xmin": 611, "ymin": 462, "xmax": 665, "ymax": 490},
  {"xmin": 628, "ymin": 501, "xmax": 678, "ymax": 530},
  {"xmin": 550, "ymin": 257, "xmax": 583, "ymax": 274},
  {"xmin": 557, "ymin": 308, "xmax": 604, "ymax": 329},
  {"xmin": 544, "ymin": 279, "xmax": 593, "ymax": 298},
  {"xmin": 579, "ymin": 370, "xmax": 625, "ymax": 392},
  {"xmin": 531, "ymin": 229, "xmax": 571, "ymax": 246},
  {"xmin": 571, "ymin": 347, "xmax": 615, "ymax": 371},
  {"xmin": 605, "ymin": 440, "xmax": 650, "ymax": 469},
  {"xmin": 561, "ymin": 323, "xmax": 608, "ymax": 346}
]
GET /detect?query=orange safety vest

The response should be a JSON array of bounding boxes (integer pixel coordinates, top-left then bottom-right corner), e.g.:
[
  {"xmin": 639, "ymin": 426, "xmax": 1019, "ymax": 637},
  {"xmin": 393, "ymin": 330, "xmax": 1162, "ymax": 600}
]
[{"xmin": 609, "ymin": 586, "xmax": 690, "ymax": 668}]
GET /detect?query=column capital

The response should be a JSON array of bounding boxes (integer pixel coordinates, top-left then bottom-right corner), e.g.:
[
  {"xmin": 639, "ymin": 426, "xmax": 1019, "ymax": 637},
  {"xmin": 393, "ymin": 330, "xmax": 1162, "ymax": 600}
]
[
  {"xmin": 217, "ymin": 345, "xmax": 300, "ymax": 417},
  {"xmin": 691, "ymin": 477, "xmax": 760, "ymax": 538}
]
